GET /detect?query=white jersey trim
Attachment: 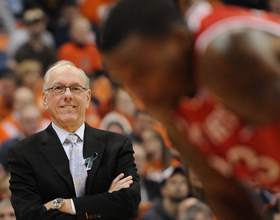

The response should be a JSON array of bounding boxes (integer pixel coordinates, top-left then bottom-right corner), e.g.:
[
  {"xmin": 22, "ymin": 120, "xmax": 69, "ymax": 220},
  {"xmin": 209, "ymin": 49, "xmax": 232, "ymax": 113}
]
[{"xmin": 194, "ymin": 15, "xmax": 280, "ymax": 55}]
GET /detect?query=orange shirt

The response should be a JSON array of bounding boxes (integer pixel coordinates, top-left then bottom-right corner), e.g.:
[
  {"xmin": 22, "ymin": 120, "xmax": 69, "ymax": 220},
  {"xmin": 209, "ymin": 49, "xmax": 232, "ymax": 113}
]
[
  {"xmin": 57, "ymin": 42, "xmax": 103, "ymax": 75},
  {"xmin": 91, "ymin": 75, "xmax": 114, "ymax": 117},
  {"xmin": 0, "ymin": 97, "xmax": 13, "ymax": 122},
  {"xmin": 0, "ymin": 126, "xmax": 9, "ymax": 147}
]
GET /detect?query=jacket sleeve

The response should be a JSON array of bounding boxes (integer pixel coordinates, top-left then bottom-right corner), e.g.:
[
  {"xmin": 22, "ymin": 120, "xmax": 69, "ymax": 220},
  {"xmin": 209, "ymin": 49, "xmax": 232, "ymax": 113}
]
[
  {"xmin": 73, "ymin": 137, "xmax": 141, "ymax": 220},
  {"xmin": 8, "ymin": 145, "xmax": 76, "ymax": 220}
]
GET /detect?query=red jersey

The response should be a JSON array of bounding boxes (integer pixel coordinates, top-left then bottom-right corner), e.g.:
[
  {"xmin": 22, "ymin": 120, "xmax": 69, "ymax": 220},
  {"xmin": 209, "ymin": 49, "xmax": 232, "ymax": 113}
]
[{"xmin": 176, "ymin": 2, "xmax": 280, "ymax": 190}]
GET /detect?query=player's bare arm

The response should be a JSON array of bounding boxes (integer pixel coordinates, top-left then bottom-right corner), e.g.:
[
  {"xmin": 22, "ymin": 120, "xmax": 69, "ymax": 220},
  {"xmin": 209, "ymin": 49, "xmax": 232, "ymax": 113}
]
[{"xmin": 201, "ymin": 29, "xmax": 280, "ymax": 125}]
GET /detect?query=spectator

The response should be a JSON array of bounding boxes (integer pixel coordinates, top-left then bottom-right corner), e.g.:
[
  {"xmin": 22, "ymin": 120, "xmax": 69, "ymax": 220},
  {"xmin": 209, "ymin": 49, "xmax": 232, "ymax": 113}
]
[
  {"xmin": 16, "ymin": 59, "xmax": 43, "ymax": 96},
  {"xmin": 114, "ymin": 88, "xmax": 136, "ymax": 124},
  {"xmin": 13, "ymin": 8, "xmax": 56, "ymax": 73},
  {"xmin": 15, "ymin": 59, "xmax": 48, "ymax": 118},
  {"xmin": 177, "ymin": 197, "xmax": 200, "ymax": 220},
  {"xmin": 105, "ymin": 121, "xmax": 127, "ymax": 135},
  {"xmin": 7, "ymin": 7, "xmax": 55, "ymax": 69},
  {"xmin": 141, "ymin": 166, "xmax": 190, "ymax": 220},
  {"xmin": 99, "ymin": 111, "xmax": 132, "ymax": 135},
  {"xmin": 32, "ymin": 0, "xmax": 76, "ymax": 33},
  {"xmin": 0, "ymin": 87, "xmax": 35, "ymax": 144},
  {"xmin": 53, "ymin": 2, "xmax": 80, "ymax": 48},
  {"xmin": 129, "ymin": 110, "xmax": 153, "ymax": 143},
  {"xmin": 0, "ymin": 72, "xmax": 20, "ymax": 122},
  {"xmin": 99, "ymin": 88, "xmax": 136, "ymax": 134},
  {"xmin": 90, "ymin": 73, "xmax": 116, "ymax": 118},
  {"xmin": 57, "ymin": 16, "xmax": 103, "ymax": 75},
  {"xmin": 133, "ymin": 142, "xmax": 161, "ymax": 219},
  {"xmin": 179, "ymin": 201, "xmax": 214, "ymax": 220},
  {"xmin": 0, "ymin": 199, "xmax": 15, "ymax": 220},
  {"xmin": 0, "ymin": 104, "xmax": 43, "ymax": 172},
  {"xmin": 133, "ymin": 142, "xmax": 161, "ymax": 202},
  {"xmin": 141, "ymin": 128, "xmax": 173, "ymax": 182}
]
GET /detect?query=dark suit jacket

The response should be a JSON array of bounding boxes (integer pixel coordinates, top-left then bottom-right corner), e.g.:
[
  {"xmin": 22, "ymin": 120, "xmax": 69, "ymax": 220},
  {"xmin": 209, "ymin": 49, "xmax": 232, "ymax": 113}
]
[{"xmin": 8, "ymin": 123, "xmax": 141, "ymax": 220}]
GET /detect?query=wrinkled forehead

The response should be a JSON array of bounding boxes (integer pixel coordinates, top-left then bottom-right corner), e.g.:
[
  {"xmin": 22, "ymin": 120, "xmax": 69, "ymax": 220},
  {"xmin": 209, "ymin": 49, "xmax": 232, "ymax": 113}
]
[
  {"xmin": 47, "ymin": 65, "xmax": 85, "ymax": 85},
  {"xmin": 0, "ymin": 204, "xmax": 14, "ymax": 212}
]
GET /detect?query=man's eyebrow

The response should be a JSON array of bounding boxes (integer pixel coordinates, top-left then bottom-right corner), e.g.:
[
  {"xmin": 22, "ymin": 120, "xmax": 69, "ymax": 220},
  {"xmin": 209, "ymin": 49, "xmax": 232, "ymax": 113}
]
[{"xmin": 51, "ymin": 83, "xmax": 83, "ymax": 86}]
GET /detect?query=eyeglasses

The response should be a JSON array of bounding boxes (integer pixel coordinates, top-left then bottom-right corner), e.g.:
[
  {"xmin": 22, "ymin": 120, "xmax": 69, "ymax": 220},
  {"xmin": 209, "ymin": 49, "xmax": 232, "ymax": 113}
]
[
  {"xmin": 0, "ymin": 213, "xmax": 15, "ymax": 218},
  {"xmin": 45, "ymin": 85, "xmax": 87, "ymax": 94}
]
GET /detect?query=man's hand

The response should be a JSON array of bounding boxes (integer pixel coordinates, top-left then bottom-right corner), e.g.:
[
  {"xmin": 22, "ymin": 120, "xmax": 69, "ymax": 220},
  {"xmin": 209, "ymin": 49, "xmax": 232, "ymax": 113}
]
[{"xmin": 108, "ymin": 173, "xmax": 133, "ymax": 193}]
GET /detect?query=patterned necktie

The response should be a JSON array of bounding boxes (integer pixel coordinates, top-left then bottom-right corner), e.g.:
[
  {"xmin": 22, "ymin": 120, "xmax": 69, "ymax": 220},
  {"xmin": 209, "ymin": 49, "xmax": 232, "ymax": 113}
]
[{"xmin": 66, "ymin": 133, "xmax": 87, "ymax": 197}]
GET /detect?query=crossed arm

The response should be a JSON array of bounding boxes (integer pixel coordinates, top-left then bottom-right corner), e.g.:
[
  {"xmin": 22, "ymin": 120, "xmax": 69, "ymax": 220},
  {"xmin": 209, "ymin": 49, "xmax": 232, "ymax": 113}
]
[{"xmin": 44, "ymin": 173, "xmax": 134, "ymax": 214}]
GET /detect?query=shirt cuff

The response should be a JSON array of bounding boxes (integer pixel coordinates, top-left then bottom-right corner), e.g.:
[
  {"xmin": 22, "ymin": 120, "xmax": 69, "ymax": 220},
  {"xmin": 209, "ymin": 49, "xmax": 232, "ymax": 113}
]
[{"xmin": 71, "ymin": 199, "xmax": 76, "ymax": 214}]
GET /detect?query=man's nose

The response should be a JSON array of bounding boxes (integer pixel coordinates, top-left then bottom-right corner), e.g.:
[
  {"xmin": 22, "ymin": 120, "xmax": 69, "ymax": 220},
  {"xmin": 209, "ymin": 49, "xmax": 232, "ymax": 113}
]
[{"xmin": 63, "ymin": 87, "xmax": 73, "ymax": 99}]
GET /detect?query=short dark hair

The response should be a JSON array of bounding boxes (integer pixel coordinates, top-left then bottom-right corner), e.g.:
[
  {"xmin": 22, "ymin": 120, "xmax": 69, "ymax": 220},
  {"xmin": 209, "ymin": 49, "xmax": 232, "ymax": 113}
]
[
  {"xmin": 161, "ymin": 166, "xmax": 189, "ymax": 186},
  {"xmin": 1, "ymin": 70, "xmax": 21, "ymax": 86},
  {"xmin": 99, "ymin": 0, "xmax": 183, "ymax": 52}
]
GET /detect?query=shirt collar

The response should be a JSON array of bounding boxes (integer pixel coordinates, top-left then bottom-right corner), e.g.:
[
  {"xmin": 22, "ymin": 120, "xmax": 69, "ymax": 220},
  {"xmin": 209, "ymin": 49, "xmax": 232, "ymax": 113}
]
[{"xmin": 52, "ymin": 122, "xmax": 85, "ymax": 144}]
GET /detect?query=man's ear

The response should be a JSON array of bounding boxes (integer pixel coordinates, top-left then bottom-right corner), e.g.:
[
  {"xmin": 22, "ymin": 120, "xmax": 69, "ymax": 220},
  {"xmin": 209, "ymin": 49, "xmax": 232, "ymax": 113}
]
[
  {"xmin": 42, "ymin": 92, "xmax": 49, "ymax": 110},
  {"xmin": 86, "ymin": 89, "xmax": 91, "ymax": 109}
]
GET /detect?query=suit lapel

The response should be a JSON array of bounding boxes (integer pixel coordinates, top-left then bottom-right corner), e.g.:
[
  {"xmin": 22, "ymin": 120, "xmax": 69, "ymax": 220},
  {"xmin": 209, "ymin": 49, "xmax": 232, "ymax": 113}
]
[
  {"xmin": 83, "ymin": 124, "xmax": 105, "ymax": 194},
  {"xmin": 39, "ymin": 124, "xmax": 75, "ymax": 195}
]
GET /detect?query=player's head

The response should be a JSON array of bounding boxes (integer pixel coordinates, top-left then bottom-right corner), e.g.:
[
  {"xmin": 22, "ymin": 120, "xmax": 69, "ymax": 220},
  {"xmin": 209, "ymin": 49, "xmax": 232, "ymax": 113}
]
[
  {"xmin": 100, "ymin": 0, "xmax": 196, "ymax": 110},
  {"xmin": 100, "ymin": 0, "xmax": 182, "ymax": 52}
]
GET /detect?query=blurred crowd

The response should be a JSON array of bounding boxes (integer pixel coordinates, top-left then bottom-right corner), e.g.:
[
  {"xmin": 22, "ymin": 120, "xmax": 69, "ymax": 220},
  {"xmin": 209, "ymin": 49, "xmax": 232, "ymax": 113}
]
[{"xmin": 0, "ymin": 0, "xmax": 279, "ymax": 220}]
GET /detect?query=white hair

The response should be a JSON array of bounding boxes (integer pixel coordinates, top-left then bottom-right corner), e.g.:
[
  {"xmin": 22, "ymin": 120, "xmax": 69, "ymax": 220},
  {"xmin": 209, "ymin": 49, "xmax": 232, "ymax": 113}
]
[
  {"xmin": 43, "ymin": 60, "xmax": 90, "ymax": 90},
  {"xmin": 181, "ymin": 201, "xmax": 213, "ymax": 220}
]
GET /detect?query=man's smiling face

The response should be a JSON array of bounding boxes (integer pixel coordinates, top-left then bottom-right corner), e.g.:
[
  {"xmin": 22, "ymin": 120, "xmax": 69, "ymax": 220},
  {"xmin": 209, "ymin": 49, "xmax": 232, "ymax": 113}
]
[{"xmin": 42, "ymin": 65, "xmax": 91, "ymax": 132}]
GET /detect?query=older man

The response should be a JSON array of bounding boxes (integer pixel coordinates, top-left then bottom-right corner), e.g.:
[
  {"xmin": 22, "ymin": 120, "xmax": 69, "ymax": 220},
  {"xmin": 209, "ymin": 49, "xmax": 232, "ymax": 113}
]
[{"xmin": 8, "ymin": 60, "xmax": 140, "ymax": 220}]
